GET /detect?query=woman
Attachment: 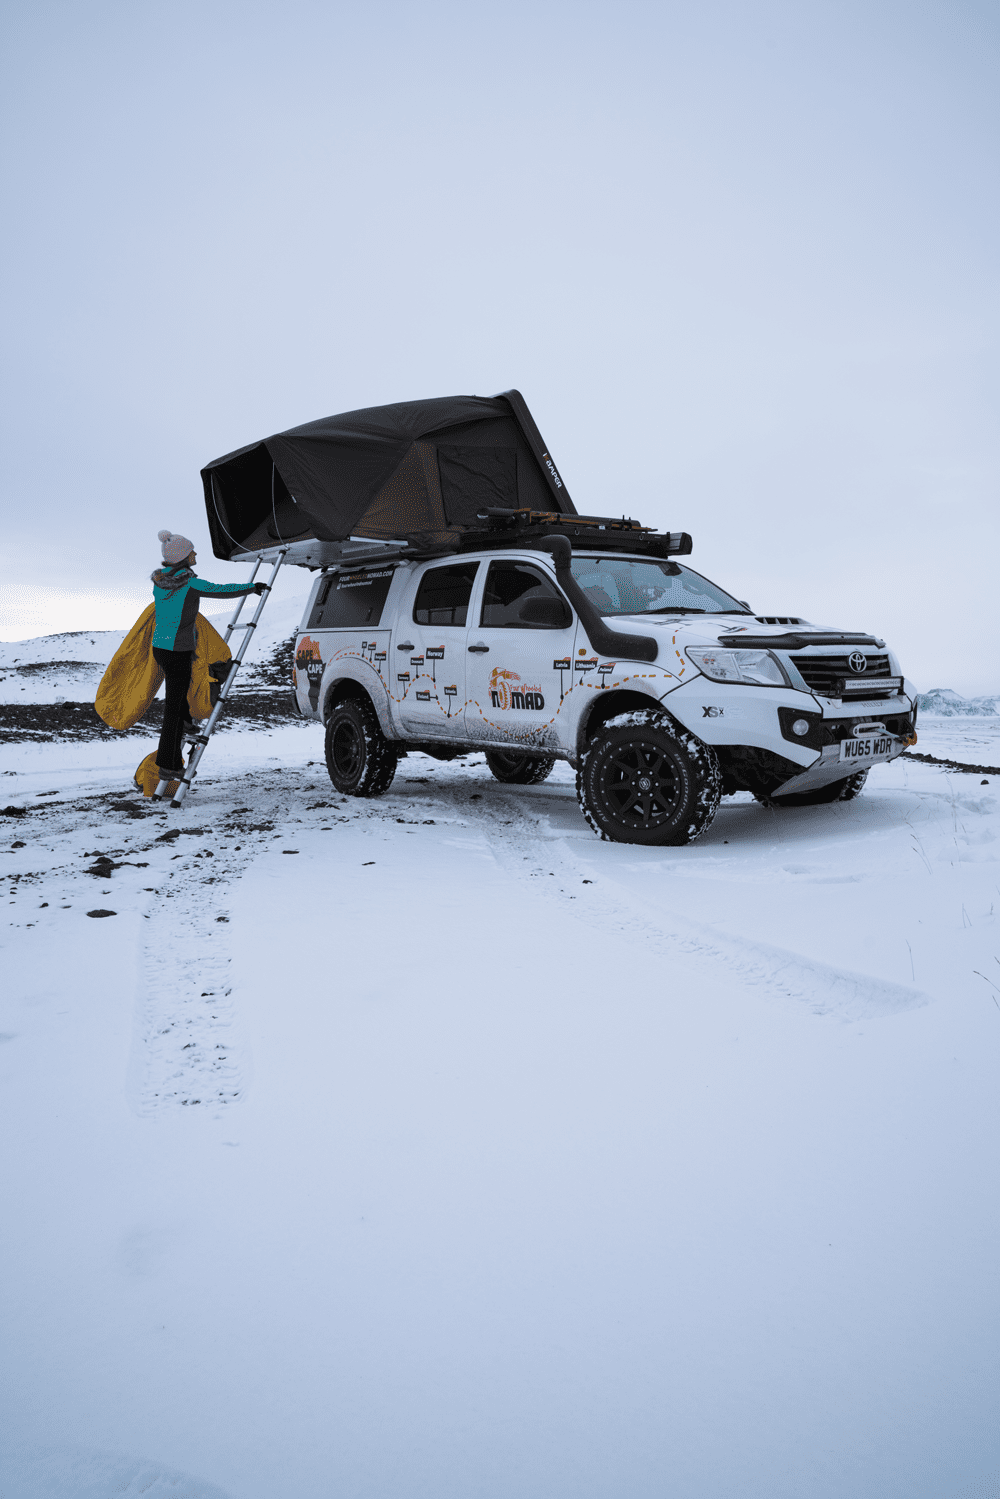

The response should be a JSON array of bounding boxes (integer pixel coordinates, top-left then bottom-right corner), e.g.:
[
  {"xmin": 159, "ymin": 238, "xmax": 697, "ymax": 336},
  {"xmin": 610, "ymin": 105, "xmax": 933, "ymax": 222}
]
[{"xmin": 152, "ymin": 530, "xmax": 264, "ymax": 777}]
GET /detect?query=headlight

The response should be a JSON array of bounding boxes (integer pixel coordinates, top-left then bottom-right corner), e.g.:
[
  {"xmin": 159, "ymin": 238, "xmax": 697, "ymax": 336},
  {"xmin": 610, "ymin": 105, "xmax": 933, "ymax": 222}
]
[{"xmin": 685, "ymin": 646, "xmax": 789, "ymax": 687}]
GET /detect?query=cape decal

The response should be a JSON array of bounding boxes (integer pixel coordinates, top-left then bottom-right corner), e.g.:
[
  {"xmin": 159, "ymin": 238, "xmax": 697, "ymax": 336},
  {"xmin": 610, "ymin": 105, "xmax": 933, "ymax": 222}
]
[{"xmin": 295, "ymin": 635, "xmax": 325, "ymax": 711}]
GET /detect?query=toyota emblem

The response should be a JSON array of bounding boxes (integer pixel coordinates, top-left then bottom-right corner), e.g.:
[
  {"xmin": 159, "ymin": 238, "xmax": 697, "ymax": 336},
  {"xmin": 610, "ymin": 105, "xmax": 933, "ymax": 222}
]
[{"xmin": 848, "ymin": 652, "xmax": 868, "ymax": 673}]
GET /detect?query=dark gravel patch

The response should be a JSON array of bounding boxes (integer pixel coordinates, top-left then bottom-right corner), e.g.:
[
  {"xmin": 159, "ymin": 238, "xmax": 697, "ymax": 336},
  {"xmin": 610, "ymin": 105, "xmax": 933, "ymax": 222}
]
[
  {"xmin": 0, "ymin": 692, "xmax": 299, "ymax": 743},
  {"xmin": 902, "ymin": 750, "xmax": 999, "ymax": 776}
]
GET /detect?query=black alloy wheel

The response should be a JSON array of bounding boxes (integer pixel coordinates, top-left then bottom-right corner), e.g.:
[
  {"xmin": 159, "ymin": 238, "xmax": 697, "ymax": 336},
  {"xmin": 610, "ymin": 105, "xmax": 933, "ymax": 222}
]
[
  {"xmin": 484, "ymin": 748, "xmax": 556, "ymax": 785},
  {"xmin": 324, "ymin": 697, "xmax": 399, "ymax": 797},
  {"xmin": 578, "ymin": 710, "xmax": 721, "ymax": 846}
]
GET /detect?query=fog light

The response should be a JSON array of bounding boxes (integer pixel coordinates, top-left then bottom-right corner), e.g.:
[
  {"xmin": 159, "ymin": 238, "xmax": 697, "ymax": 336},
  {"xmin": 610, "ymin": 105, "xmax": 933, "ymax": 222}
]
[{"xmin": 791, "ymin": 718, "xmax": 811, "ymax": 736}]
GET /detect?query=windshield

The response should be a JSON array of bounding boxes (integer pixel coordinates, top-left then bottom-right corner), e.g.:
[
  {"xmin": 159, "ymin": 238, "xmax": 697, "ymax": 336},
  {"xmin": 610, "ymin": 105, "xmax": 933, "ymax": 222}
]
[{"xmin": 569, "ymin": 556, "xmax": 748, "ymax": 616}]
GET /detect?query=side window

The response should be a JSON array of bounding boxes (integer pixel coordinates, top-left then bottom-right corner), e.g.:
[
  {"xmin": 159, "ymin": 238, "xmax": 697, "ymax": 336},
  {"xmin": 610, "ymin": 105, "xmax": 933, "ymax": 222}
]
[
  {"xmin": 413, "ymin": 562, "xmax": 480, "ymax": 626},
  {"xmin": 480, "ymin": 562, "xmax": 564, "ymax": 627},
  {"xmin": 309, "ymin": 566, "xmax": 395, "ymax": 629}
]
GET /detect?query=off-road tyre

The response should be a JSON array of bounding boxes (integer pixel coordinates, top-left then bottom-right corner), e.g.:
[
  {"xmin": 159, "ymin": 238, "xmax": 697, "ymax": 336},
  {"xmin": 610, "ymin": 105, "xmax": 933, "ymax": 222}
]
[
  {"xmin": 484, "ymin": 748, "xmax": 556, "ymax": 785},
  {"xmin": 577, "ymin": 710, "xmax": 721, "ymax": 846},
  {"xmin": 758, "ymin": 768, "xmax": 869, "ymax": 808},
  {"xmin": 325, "ymin": 697, "xmax": 399, "ymax": 797}
]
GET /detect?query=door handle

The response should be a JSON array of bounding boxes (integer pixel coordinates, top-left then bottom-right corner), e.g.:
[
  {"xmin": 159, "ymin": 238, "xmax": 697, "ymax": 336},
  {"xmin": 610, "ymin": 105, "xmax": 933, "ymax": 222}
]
[
  {"xmin": 468, "ymin": 643, "xmax": 489, "ymax": 654},
  {"xmin": 397, "ymin": 642, "xmax": 414, "ymax": 651}
]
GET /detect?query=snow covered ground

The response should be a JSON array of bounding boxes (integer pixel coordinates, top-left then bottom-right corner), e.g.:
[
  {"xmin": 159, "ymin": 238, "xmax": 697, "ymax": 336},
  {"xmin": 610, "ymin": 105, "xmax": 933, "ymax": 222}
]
[{"xmin": 2, "ymin": 710, "xmax": 1000, "ymax": 1499}]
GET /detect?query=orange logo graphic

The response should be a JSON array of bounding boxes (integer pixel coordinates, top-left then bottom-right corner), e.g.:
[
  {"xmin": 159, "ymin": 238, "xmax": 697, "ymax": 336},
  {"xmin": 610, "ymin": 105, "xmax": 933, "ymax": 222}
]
[
  {"xmin": 489, "ymin": 667, "xmax": 520, "ymax": 711},
  {"xmin": 295, "ymin": 635, "xmax": 323, "ymax": 668}
]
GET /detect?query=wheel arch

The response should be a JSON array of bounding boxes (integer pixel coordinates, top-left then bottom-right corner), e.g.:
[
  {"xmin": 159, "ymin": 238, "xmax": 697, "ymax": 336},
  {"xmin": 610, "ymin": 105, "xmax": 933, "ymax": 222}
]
[
  {"xmin": 320, "ymin": 670, "xmax": 396, "ymax": 739},
  {"xmin": 576, "ymin": 689, "xmax": 664, "ymax": 759}
]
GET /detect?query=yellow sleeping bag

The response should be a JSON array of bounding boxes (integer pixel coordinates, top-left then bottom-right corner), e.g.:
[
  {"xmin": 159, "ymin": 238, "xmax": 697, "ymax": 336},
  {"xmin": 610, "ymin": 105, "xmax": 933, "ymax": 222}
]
[
  {"xmin": 132, "ymin": 754, "xmax": 181, "ymax": 800},
  {"xmin": 95, "ymin": 604, "xmax": 232, "ymax": 730}
]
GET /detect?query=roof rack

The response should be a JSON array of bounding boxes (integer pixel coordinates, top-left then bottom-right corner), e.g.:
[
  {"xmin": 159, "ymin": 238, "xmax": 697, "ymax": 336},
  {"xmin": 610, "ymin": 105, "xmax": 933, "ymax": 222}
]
[
  {"xmin": 235, "ymin": 516, "xmax": 693, "ymax": 572},
  {"xmin": 457, "ymin": 510, "xmax": 693, "ymax": 559}
]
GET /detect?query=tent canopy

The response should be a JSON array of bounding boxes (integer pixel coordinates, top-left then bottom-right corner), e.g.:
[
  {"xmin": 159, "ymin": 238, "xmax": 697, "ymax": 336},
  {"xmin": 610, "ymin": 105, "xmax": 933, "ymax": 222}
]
[{"xmin": 201, "ymin": 390, "xmax": 576, "ymax": 561}]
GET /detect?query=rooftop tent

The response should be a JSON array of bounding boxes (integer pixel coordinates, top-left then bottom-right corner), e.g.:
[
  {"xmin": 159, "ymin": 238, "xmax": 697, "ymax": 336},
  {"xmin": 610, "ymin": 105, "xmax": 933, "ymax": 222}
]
[{"xmin": 201, "ymin": 390, "xmax": 576, "ymax": 561}]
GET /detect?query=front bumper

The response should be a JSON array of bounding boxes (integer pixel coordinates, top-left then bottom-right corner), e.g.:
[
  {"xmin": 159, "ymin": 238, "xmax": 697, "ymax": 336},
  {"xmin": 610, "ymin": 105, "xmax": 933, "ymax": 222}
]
[{"xmin": 661, "ymin": 676, "xmax": 917, "ymax": 793}]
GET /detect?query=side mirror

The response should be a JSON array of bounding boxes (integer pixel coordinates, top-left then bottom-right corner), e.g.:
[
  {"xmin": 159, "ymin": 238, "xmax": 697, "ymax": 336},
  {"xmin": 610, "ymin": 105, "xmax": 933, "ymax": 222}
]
[{"xmin": 518, "ymin": 596, "xmax": 572, "ymax": 628}]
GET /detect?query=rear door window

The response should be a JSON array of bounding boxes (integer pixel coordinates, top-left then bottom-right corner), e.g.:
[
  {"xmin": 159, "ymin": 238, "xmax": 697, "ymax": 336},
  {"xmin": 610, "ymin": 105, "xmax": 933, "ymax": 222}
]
[
  {"xmin": 308, "ymin": 566, "xmax": 395, "ymax": 628},
  {"xmin": 412, "ymin": 562, "xmax": 480, "ymax": 626}
]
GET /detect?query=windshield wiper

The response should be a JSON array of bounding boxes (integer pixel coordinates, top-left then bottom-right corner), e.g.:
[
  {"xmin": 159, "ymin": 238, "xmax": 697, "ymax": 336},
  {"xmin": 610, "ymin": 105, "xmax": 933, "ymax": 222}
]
[{"xmin": 644, "ymin": 605, "xmax": 709, "ymax": 614}]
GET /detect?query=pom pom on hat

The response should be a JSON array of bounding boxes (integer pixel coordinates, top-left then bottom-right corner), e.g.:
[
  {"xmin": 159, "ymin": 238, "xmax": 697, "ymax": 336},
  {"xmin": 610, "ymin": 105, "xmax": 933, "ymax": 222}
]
[{"xmin": 159, "ymin": 530, "xmax": 195, "ymax": 564}]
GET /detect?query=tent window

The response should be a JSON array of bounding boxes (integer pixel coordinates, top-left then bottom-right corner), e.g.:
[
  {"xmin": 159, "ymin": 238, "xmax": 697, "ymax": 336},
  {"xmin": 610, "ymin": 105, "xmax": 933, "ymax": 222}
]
[
  {"xmin": 413, "ymin": 562, "xmax": 480, "ymax": 626},
  {"xmin": 312, "ymin": 567, "xmax": 395, "ymax": 629}
]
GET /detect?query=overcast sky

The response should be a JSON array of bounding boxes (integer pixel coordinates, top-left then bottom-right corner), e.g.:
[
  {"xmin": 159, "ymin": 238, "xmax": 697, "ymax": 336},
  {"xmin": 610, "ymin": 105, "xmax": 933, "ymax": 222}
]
[{"xmin": 1, "ymin": 0, "xmax": 997, "ymax": 693}]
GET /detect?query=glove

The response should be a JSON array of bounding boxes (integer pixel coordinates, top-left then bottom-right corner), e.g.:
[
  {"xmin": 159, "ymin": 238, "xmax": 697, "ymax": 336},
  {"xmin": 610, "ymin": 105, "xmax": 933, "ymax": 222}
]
[{"xmin": 252, "ymin": 582, "xmax": 267, "ymax": 595}]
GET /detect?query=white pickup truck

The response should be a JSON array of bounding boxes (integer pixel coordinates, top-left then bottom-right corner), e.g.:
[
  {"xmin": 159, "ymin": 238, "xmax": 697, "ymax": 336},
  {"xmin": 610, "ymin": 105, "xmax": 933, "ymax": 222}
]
[{"xmin": 291, "ymin": 518, "xmax": 917, "ymax": 846}]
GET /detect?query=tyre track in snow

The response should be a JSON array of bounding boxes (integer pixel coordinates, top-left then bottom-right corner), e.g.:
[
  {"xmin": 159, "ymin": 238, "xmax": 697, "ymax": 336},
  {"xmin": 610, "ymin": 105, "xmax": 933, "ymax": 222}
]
[
  {"xmin": 129, "ymin": 837, "xmax": 247, "ymax": 1120},
  {"xmin": 128, "ymin": 760, "xmax": 475, "ymax": 1117},
  {"xmin": 436, "ymin": 774, "xmax": 930, "ymax": 1023},
  {"xmin": 4, "ymin": 750, "xmax": 928, "ymax": 1129},
  {"xmin": 127, "ymin": 767, "xmax": 320, "ymax": 1118}
]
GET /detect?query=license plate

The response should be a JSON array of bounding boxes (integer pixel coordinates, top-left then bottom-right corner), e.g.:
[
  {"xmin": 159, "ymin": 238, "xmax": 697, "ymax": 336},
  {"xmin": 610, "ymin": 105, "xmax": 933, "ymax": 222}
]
[{"xmin": 840, "ymin": 733, "xmax": 897, "ymax": 764}]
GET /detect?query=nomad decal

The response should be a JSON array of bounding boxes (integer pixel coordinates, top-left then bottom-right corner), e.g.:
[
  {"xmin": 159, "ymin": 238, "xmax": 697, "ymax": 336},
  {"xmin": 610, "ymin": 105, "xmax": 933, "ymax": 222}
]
[
  {"xmin": 295, "ymin": 636, "xmax": 325, "ymax": 712},
  {"xmin": 489, "ymin": 667, "xmax": 544, "ymax": 711}
]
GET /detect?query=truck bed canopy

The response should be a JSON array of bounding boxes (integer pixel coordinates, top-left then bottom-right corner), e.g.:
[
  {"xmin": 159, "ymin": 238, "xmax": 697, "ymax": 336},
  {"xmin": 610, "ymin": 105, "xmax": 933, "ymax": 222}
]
[{"xmin": 202, "ymin": 390, "xmax": 576, "ymax": 561}]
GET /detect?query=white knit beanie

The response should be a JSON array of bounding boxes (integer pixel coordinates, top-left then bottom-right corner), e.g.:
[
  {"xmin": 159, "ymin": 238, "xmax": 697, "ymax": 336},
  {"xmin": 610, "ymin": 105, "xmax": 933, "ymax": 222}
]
[{"xmin": 159, "ymin": 529, "xmax": 195, "ymax": 564}]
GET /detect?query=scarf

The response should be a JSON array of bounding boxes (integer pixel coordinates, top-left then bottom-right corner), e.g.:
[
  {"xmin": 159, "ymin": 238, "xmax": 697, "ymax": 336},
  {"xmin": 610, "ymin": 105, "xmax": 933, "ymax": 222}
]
[{"xmin": 151, "ymin": 564, "xmax": 195, "ymax": 596}]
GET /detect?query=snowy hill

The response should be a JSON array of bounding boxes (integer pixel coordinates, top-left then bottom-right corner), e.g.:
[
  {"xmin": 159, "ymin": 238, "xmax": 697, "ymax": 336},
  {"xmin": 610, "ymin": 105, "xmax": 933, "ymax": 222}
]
[
  {"xmin": 0, "ymin": 594, "xmax": 310, "ymax": 704},
  {"xmin": 916, "ymin": 687, "xmax": 1000, "ymax": 717}
]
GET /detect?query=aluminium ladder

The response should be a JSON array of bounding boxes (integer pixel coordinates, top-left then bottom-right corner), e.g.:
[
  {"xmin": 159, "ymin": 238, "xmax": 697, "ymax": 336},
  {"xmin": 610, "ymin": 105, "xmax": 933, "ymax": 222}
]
[{"xmin": 152, "ymin": 548, "xmax": 288, "ymax": 807}]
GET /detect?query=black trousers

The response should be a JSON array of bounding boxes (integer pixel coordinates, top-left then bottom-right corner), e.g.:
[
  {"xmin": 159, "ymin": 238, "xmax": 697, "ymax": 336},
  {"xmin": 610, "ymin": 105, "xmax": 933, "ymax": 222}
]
[{"xmin": 152, "ymin": 647, "xmax": 193, "ymax": 774}]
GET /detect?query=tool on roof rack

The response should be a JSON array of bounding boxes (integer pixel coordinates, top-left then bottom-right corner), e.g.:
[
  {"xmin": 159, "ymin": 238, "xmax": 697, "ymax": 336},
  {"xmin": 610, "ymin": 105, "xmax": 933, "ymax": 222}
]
[{"xmin": 476, "ymin": 507, "xmax": 654, "ymax": 532}]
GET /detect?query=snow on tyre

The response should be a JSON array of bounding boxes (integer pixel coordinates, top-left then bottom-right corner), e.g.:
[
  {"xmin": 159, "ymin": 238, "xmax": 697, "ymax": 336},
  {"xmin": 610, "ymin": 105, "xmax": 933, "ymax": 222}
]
[
  {"xmin": 577, "ymin": 710, "xmax": 721, "ymax": 846},
  {"xmin": 325, "ymin": 697, "xmax": 399, "ymax": 797}
]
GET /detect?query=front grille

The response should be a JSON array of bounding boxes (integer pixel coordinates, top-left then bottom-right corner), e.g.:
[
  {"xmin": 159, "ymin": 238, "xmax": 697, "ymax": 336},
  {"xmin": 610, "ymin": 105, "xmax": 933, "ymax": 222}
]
[{"xmin": 790, "ymin": 653, "xmax": 894, "ymax": 696}]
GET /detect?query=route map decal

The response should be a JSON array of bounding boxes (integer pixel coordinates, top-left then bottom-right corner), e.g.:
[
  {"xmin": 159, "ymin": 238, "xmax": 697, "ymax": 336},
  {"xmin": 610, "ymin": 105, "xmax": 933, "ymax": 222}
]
[{"xmin": 295, "ymin": 632, "xmax": 679, "ymax": 747}]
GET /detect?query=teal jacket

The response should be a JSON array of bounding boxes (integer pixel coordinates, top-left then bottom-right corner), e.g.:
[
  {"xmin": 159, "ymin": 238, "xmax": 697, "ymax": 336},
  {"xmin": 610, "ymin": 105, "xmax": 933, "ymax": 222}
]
[{"xmin": 151, "ymin": 564, "xmax": 257, "ymax": 651}]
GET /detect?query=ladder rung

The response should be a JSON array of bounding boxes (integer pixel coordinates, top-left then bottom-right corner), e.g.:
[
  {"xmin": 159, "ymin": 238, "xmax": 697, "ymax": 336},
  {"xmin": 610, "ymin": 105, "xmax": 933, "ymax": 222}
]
[{"xmin": 171, "ymin": 550, "xmax": 285, "ymax": 808}]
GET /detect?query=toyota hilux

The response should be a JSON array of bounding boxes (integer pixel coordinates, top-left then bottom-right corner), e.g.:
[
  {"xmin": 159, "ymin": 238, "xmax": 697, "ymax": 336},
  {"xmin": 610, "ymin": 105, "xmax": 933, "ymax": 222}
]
[{"xmin": 290, "ymin": 514, "xmax": 917, "ymax": 845}]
